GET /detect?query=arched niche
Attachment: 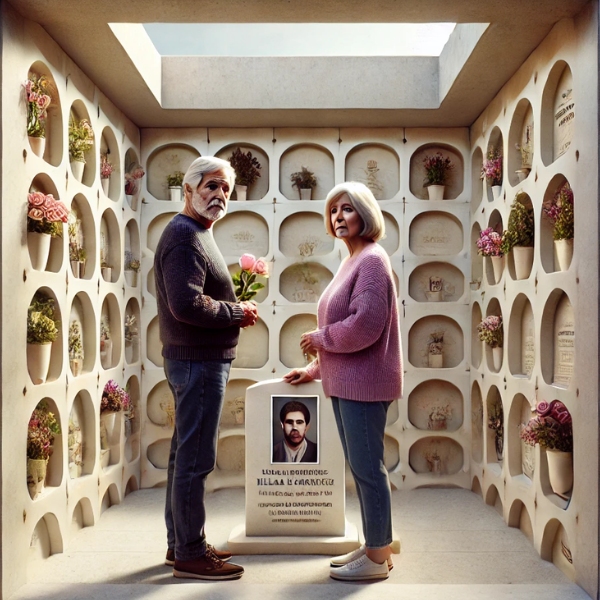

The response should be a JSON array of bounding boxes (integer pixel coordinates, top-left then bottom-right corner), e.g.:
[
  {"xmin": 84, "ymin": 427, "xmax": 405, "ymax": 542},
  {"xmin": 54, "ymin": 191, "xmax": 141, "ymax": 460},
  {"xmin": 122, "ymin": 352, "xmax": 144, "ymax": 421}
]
[
  {"xmin": 27, "ymin": 62, "xmax": 63, "ymax": 167},
  {"xmin": 124, "ymin": 148, "xmax": 141, "ymax": 209},
  {"xmin": 125, "ymin": 475, "xmax": 139, "ymax": 497},
  {"xmin": 506, "ymin": 192, "xmax": 535, "ymax": 281},
  {"xmin": 484, "ymin": 210, "xmax": 504, "ymax": 286},
  {"xmin": 69, "ymin": 193, "xmax": 96, "ymax": 280},
  {"xmin": 28, "ymin": 513, "xmax": 63, "ymax": 579},
  {"xmin": 379, "ymin": 212, "xmax": 400, "ymax": 256},
  {"xmin": 471, "ymin": 475, "xmax": 483, "ymax": 497},
  {"xmin": 70, "ymin": 292, "xmax": 96, "ymax": 375},
  {"xmin": 541, "ymin": 174, "xmax": 574, "ymax": 273},
  {"xmin": 147, "ymin": 268, "xmax": 156, "ymax": 298},
  {"xmin": 100, "ymin": 483, "xmax": 120, "ymax": 514},
  {"xmin": 471, "ymin": 302, "xmax": 483, "ymax": 368},
  {"xmin": 100, "ymin": 126, "xmax": 121, "ymax": 201},
  {"xmin": 507, "ymin": 499, "xmax": 534, "ymax": 543},
  {"xmin": 147, "ymin": 379, "xmax": 175, "ymax": 428},
  {"xmin": 471, "ymin": 222, "xmax": 483, "ymax": 286},
  {"xmin": 471, "ymin": 147, "xmax": 484, "ymax": 213},
  {"xmin": 99, "ymin": 208, "xmax": 122, "ymax": 283},
  {"xmin": 507, "ymin": 393, "xmax": 535, "ymax": 481},
  {"xmin": 484, "ymin": 297, "xmax": 503, "ymax": 373},
  {"xmin": 68, "ymin": 390, "xmax": 96, "ymax": 478},
  {"xmin": 541, "ymin": 61, "xmax": 574, "ymax": 166},
  {"xmin": 485, "ymin": 484, "xmax": 504, "ymax": 517},
  {"xmin": 146, "ymin": 316, "xmax": 163, "ymax": 368},
  {"xmin": 541, "ymin": 290, "xmax": 574, "ymax": 389},
  {"xmin": 216, "ymin": 435, "xmax": 245, "ymax": 471},
  {"xmin": 124, "ymin": 219, "xmax": 141, "ymax": 287},
  {"xmin": 147, "ymin": 212, "xmax": 177, "ymax": 254},
  {"xmin": 233, "ymin": 319, "xmax": 269, "ymax": 369},
  {"xmin": 227, "ymin": 262, "xmax": 268, "ymax": 303},
  {"xmin": 386, "ymin": 400, "xmax": 399, "ymax": 426},
  {"xmin": 485, "ymin": 126, "xmax": 504, "ymax": 202},
  {"xmin": 407, "ymin": 379, "xmax": 463, "ymax": 432},
  {"xmin": 279, "ymin": 143, "xmax": 334, "ymax": 200},
  {"xmin": 216, "ymin": 143, "xmax": 269, "ymax": 201},
  {"xmin": 213, "ymin": 211, "xmax": 269, "ymax": 258},
  {"xmin": 147, "ymin": 143, "xmax": 201, "ymax": 200},
  {"xmin": 124, "ymin": 375, "xmax": 140, "ymax": 463},
  {"xmin": 408, "ymin": 261, "xmax": 464, "ymax": 303},
  {"xmin": 541, "ymin": 519, "xmax": 575, "ymax": 581},
  {"xmin": 124, "ymin": 298, "xmax": 141, "ymax": 365},
  {"xmin": 507, "ymin": 99, "xmax": 534, "ymax": 186},
  {"xmin": 408, "ymin": 211, "xmax": 463, "ymax": 257},
  {"xmin": 409, "ymin": 143, "xmax": 464, "ymax": 200},
  {"xmin": 147, "ymin": 438, "xmax": 171, "ymax": 469},
  {"xmin": 221, "ymin": 379, "xmax": 256, "ymax": 429},
  {"xmin": 69, "ymin": 100, "xmax": 96, "ymax": 187},
  {"xmin": 408, "ymin": 437, "xmax": 463, "ymax": 475},
  {"xmin": 508, "ymin": 294, "xmax": 535, "ymax": 378},
  {"xmin": 279, "ymin": 212, "xmax": 334, "ymax": 258},
  {"xmin": 485, "ymin": 385, "xmax": 504, "ymax": 465},
  {"xmin": 27, "ymin": 287, "xmax": 63, "ymax": 384},
  {"xmin": 70, "ymin": 497, "xmax": 94, "ymax": 538},
  {"xmin": 345, "ymin": 143, "xmax": 400, "ymax": 200},
  {"xmin": 100, "ymin": 293, "xmax": 122, "ymax": 370},
  {"xmin": 471, "ymin": 381, "xmax": 484, "ymax": 463},
  {"xmin": 28, "ymin": 173, "xmax": 64, "ymax": 273},
  {"xmin": 407, "ymin": 315, "xmax": 464, "ymax": 369},
  {"xmin": 384, "ymin": 435, "xmax": 400, "ymax": 471},
  {"xmin": 280, "ymin": 314, "xmax": 318, "ymax": 369},
  {"xmin": 280, "ymin": 262, "xmax": 333, "ymax": 303}
]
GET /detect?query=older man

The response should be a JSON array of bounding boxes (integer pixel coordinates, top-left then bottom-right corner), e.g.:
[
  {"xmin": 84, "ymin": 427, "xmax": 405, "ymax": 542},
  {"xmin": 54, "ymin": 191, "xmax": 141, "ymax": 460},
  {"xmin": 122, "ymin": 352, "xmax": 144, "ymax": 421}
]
[{"xmin": 154, "ymin": 156, "xmax": 257, "ymax": 581}]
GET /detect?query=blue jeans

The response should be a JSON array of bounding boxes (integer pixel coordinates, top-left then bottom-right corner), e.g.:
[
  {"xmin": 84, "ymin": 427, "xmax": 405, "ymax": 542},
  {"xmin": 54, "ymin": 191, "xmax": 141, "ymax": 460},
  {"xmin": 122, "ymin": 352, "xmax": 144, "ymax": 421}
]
[
  {"xmin": 331, "ymin": 397, "xmax": 393, "ymax": 549},
  {"xmin": 164, "ymin": 358, "xmax": 232, "ymax": 561}
]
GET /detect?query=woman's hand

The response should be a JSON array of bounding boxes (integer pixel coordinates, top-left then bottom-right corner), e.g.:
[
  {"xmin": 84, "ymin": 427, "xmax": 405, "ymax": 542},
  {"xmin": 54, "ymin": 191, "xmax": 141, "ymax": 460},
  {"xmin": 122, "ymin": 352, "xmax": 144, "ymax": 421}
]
[
  {"xmin": 282, "ymin": 368, "xmax": 314, "ymax": 385},
  {"xmin": 300, "ymin": 330, "xmax": 318, "ymax": 356}
]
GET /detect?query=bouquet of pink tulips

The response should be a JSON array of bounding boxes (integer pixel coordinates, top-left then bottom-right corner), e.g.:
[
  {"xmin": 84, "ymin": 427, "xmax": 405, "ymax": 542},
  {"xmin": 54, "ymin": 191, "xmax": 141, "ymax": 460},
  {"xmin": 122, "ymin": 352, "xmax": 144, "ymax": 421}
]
[{"xmin": 233, "ymin": 254, "xmax": 269, "ymax": 301}]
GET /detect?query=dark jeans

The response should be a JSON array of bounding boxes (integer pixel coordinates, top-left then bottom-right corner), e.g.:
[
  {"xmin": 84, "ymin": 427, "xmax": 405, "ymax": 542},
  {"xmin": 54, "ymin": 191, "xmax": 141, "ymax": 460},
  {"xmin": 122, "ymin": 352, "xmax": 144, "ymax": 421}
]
[
  {"xmin": 164, "ymin": 358, "xmax": 232, "ymax": 561},
  {"xmin": 331, "ymin": 396, "xmax": 393, "ymax": 549}
]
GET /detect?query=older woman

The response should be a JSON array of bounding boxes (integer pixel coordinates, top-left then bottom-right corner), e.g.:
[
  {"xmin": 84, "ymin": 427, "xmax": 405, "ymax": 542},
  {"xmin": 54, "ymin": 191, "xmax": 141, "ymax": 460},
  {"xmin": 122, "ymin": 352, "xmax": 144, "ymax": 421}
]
[{"xmin": 283, "ymin": 181, "xmax": 402, "ymax": 582}]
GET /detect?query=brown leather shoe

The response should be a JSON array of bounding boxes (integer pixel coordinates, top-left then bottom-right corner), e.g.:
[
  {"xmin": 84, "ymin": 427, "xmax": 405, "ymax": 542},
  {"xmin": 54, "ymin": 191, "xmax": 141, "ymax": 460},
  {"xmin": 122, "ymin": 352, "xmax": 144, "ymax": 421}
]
[
  {"xmin": 166, "ymin": 545, "xmax": 232, "ymax": 566},
  {"xmin": 173, "ymin": 552, "xmax": 244, "ymax": 580}
]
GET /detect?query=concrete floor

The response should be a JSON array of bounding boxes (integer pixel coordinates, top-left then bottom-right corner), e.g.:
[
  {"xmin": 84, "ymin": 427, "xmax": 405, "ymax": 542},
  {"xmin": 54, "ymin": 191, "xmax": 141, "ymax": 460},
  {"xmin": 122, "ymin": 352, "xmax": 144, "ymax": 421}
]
[{"xmin": 12, "ymin": 487, "xmax": 591, "ymax": 600}]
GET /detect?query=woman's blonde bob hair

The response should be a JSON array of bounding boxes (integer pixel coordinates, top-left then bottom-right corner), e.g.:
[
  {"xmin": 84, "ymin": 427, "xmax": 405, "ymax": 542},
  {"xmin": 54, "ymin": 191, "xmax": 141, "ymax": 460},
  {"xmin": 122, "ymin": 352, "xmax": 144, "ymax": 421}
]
[{"xmin": 324, "ymin": 182, "xmax": 386, "ymax": 242}]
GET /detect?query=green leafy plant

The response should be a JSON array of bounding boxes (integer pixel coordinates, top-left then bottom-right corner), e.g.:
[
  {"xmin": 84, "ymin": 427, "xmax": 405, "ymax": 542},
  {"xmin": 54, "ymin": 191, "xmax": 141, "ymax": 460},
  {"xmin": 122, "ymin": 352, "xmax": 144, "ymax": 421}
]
[
  {"xmin": 228, "ymin": 148, "xmax": 261, "ymax": 187},
  {"xmin": 290, "ymin": 166, "xmax": 317, "ymax": 196},
  {"xmin": 166, "ymin": 171, "xmax": 184, "ymax": 187},
  {"xmin": 501, "ymin": 194, "xmax": 535, "ymax": 253},
  {"xmin": 124, "ymin": 250, "xmax": 140, "ymax": 272},
  {"xmin": 488, "ymin": 399, "xmax": 504, "ymax": 438},
  {"xmin": 28, "ymin": 401, "xmax": 61, "ymax": 460},
  {"xmin": 27, "ymin": 292, "xmax": 59, "ymax": 344},
  {"xmin": 423, "ymin": 153, "xmax": 454, "ymax": 186},
  {"xmin": 477, "ymin": 316, "xmax": 503, "ymax": 348},
  {"xmin": 69, "ymin": 320, "xmax": 84, "ymax": 360},
  {"xmin": 544, "ymin": 182, "xmax": 574, "ymax": 241},
  {"xmin": 24, "ymin": 74, "xmax": 54, "ymax": 138},
  {"xmin": 68, "ymin": 117, "xmax": 94, "ymax": 163}
]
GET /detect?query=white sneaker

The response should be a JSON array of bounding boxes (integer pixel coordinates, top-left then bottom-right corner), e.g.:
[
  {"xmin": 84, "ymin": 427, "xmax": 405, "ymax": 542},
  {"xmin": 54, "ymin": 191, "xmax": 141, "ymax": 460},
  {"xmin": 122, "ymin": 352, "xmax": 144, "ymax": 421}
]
[
  {"xmin": 331, "ymin": 545, "xmax": 393, "ymax": 570},
  {"xmin": 329, "ymin": 554, "xmax": 389, "ymax": 581}
]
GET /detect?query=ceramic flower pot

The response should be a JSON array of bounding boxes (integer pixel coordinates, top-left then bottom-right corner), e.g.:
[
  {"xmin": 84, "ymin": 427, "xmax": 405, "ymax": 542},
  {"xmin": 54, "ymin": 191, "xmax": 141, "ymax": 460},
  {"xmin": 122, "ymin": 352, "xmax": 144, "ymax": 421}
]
[
  {"xmin": 70, "ymin": 260, "xmax": 80, "ymax": 278},
  {"xmin": 27, "ymin": 458, "xmax": 47, "ymax": 500},
  {"xmin": 490, "ymin": 255, "xmax": 504, "ymax": 284},
  {"xmin": 428, "ymin": 353, "xmax": 443, "ymax": 368},
  {"xmin": 300, "ymin": 188, "xmax": 312, "ymax": 200},
  {"xmin": 78, "ymin": 260, "xmax": 86, "ymax": 279},
  {"xmin": 125, "ymin": 340, "xmax": 134, "ymax": 364},
  {"xmin": 513, "ymin": 246, "xmax": 534, "ymax": 280},
  {"xmin": 100, "ymin": 338, "xmax": 113, "ymax": 369},
  {"xmin": 235, "ymin": 185, "xmax": 247, "ymax": 201},
  {"xmin": 492, "ymin": 346, "xmax": 503, "ymax": 371},
  {"xmin": 491, "ymin": 185, "xmax": 502, "ymax": 200},
  {"xmin": 101, "ymin": 177, "xmax": 110, "ymax": 197},
  {"xmin": 169, "ymin": 186, "xmax": 182, "ymax": 202},
  {"xmin": 126, "ymin": 194, "xmax": 139, "ymax": 211},
  {"xmin": 554, "ymin": 239, "xmax": 574, "ymax": 272},
  {"xmin": 427, "ymin": 185, "xmax": 445, "ymax": 201},
  {"xmin": 100, "ymin": 448, "xmax": 110, "ymax": 469},
  {"xmin": 70, "ymin": 160, "xmax": 85, "ymax": 183},
  {"xmin": 28, "ymin": 232, "xmax": 51, "ymax": 271},
  {"xmin": 101, "ymin": 266, "xmax": 112, "ymax": 282},
  {"xmin": 495, "ymin": 435, "xmax": 504, "ymax": 461},
  {"xmin": 69, "ymin": 461, "xmax": 82, "ymax": 479},
  {"xmin": 27, "ymin": 342, "xmax": 52, "ymax": 385},
  {"xmin": 515, "ymin": 168, "xmax": 530, "ymax": 182},
  {"xmin": 28, "ymin": 136, "xmax": 46, "ymax": 159},
  {"xmin": 547, "ymin": 449, "xmax": 573, "ymax": 496},
  {"xmin": 124, "ymin": 270, "xmax": 137, "ymax": 287},
  {"xmin": 70, "ymin": 358, "xmax": 83, "ymax": 377},
  {"xmin": 425, "ymin": 290, "xmax": 443, "ymax": 302}
]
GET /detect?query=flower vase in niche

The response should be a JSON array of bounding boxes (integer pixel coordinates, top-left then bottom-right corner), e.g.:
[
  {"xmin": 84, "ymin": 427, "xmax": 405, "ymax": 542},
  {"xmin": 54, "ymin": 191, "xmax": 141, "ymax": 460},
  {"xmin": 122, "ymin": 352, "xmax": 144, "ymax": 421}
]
[
  {"xmin": 477, "ymin": 228, "xmax": 504, "ymax": 285},
  {"xmin": 481, "ymin": 148, "xmax": 503, "ymax": 199},
  {"xmin": 100, "ymin": 315, "xmax": 113, "ymax": 369},
  {"xmin": 544, "ymin": 182, "xmax": 574, "ymax": 272},
  {"xmin": 27, "ymin": 401, "xmax": 60, "ymax": 499},
  {"xmin": 488, "ymin": 399, "xmax": 504, "ymax": 462},
  {"xmin": 515, "ymin": 124, "xmax": 533, "ymax": 182},
  {"xmin": 100, "ymin": 380, "xmax": 130, "ymax": 466},
  {"xmin": 68, "ymin": 418, "xmax": 83, "ymax": 478},
  {"xmin": 478, "ymin": 316, "xmax": 503, "ymax": 371},
  {"xmin": 166, "ymin": 171, "xmax": 184, "ymax": 202},
  {"xmin": 25, "ymin": 73, "xmax": 54, "ymax": 159},
  {"xmin": 425, "ymin": 276, "xmax": 444, "ymax": 302},
  {"xmin": 427, "ymin": 331, "xmax": 444, "ymax": 368},
  {"xmin": 503, "ymin": 194, "xmax": 534, "ymax": 280},
  {"xmin": 425, "ymin": 450, "xmax": 442, "ymax": 475},
  {"xmin": 69, "ymin": 118, "xmax": 94, "ymax": 182},
  {"xmin": 27, "ymin": 291, "xmax": 59, "ymax": 384},
  {"xmin": 28, "ymin": 191, "xmax": 69, "ymax": 271},
  {"xmin": 428, "ymin": 404, "xmax": 451, "ymax": 431},
  {"xmin": 100, "ymin": 153, "xmax": 114, "ymax": 196},
  {"xmin": 69, "ymin": 320, "xmax": 84, "ymax": 377},
  {"xmin": 124, "ymin": 314, "xmax": 138, "ymax": 364},
  {"xmin": 359, "ymin": 160, "xmax": 384, "ymax": 200},
  {"xmin": 291, "ymin": 166, "xmax": 317, "ymax": 200},
  {"xmin": 495, "ymin": 435, "xmax": 504, "ymax": 461},
  {"xmin": 228, "ymin": 148, "xmax": 261, "ymax": 201},
  {"xmin": 423, "ymin": 152, "xmax": 454, "ymax": 201},
  {"xmin": 124, "ymin": 251, "xmax": 140, "ymax": 287},
  {"xmin": 125, "ymin": 163, "xmax": 145, "ymax": 210}
]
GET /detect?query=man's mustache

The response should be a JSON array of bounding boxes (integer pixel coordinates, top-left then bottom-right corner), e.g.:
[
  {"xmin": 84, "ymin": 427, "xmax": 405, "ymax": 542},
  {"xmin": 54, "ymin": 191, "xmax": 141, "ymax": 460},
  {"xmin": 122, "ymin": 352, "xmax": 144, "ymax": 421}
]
[{"xmin": 208, "ymin": 198, "xmax": 225, "ymax": 210}]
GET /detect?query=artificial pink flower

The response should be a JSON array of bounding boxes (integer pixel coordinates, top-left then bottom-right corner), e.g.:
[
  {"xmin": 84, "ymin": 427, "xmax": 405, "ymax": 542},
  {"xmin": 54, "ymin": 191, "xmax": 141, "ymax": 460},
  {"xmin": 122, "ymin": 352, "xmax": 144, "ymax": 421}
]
[
  {"xmin": 239, "ymin": 254, "xmax": 256, "ymax": 271},
  {"xmin": 535, "ymin": 401, "xmax": 551, "ymax": 416},
  {"xmin": 28, "ymin": 191, "xmax": 46, "ymax": 207},
  {"xmin": 252, "ymin": 259, "xmax": 269, "ymax": 276},
  {"xmin": 28, "ymin": 207, "xmax": 44, "ymax": 220}
]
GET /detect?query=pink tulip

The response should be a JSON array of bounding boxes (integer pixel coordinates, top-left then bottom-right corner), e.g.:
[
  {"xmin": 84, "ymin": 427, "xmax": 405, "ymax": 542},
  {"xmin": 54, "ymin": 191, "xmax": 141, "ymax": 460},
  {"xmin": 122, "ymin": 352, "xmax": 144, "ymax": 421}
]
[
  {"xmin": 252, "ymin": 259, "xmax": 269, "ymax": 276},
  {"xmin": 239, "ymin": 254, "xmax": 256, "ymax": 271}
]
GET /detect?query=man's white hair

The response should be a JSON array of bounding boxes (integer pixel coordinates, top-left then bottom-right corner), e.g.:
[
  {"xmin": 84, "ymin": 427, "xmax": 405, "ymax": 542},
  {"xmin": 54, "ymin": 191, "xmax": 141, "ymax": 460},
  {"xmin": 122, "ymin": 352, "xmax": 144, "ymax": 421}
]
[{"xmin": 183, "ymin": 156, "xmax": 236, "ymax": 191}]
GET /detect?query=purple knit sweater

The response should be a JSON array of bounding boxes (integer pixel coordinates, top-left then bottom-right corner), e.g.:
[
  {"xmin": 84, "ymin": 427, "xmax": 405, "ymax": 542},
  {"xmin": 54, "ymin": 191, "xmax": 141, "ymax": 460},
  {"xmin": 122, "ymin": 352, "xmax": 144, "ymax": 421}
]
[{"xmin": 305, "ymin": 243, "xmax": 403, "ymax": 402}]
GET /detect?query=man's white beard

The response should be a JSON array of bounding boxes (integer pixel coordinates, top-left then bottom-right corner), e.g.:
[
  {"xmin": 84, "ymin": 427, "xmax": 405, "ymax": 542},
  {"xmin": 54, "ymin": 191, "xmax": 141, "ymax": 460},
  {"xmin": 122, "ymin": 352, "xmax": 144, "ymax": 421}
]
[{"xmin": 192, "ymin": 196, "xmax": 225, "ymax": 222}]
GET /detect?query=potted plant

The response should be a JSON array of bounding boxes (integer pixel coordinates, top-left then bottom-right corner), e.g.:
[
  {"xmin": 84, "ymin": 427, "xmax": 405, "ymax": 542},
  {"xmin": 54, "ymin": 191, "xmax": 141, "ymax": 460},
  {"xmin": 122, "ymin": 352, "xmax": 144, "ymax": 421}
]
[
  {"xmin": 425, "ymin": 275, "xmax": 444, "ymax": 302},
  {"xmin": 100, "ymin": 153, "xmax": 114, "ymax": 197},
  {"xmin": 68, "ymin": 117, "xmax": 94, "ymax": 182},
  {"xmin": 488, "ymin": 398, "xmax": 504, "ymax": 461},
  {"xmin": 124, "ymin": 314, "xmax": 138, "ymax": 364},
  {"xmin": 125, "ymin": 163, "xmax": 145, "ymax": 210},
  {"xmin": 423, "ymin": 153, "xmax": 454, "ymax": 201},
  {"xmin": 27, "ymin": 401, "xmax": 61, "ymax": 499},
  {"xmin": 290, "ymin": 166, "xmax": 317, "ymax": 200},
  {"xmin": 24, "ymin": 73, "xmax": 53, "ymax": 158},
  {"xmin": 124, "ymin": 382, "xmax": 136, "ymax": 439},
  {"xmin": 67, "ymin": 418, "xmax": 83, "ymax": 478},
  {"xmin": 520, "ymin": 400, "xmax": 573, "ymax": 496},
  {"xmin": 27, "ymin": 191, "xmax": 69, "ymax": 271},
  {"xmin": 166, "ymin": 171, "xmax": 184, "ymax": 202},
  {"xmin": 501, "ymin": 194, "xmax": 535, "ymax": 280},
  {"xmin": 428, "ymin": 404, "xmax": 451, "ymax": 431},
  {"xmin": 100, "ymin": 315, "xmax": 112, "ymax": 369},
  {"xmin": 124, "ymin": 251, "xmax": 141, "ymax": 287},
  {"xmin": 476, "ymin": 227, "xmax": 505, "ymax": 285},
  {"xmin": 515, "ymin": 139, "xmax": 533, "ymax": 182},
  {"xmin": 27, "ymin": 292, "xmax": 59, "ymax": 385},
  {"xmin": 228, "ymin": 148, "xmax": 261, "ymax": 201},
  {"xmin": 425, "ymin": 449, "xmax": 442, "ymax": 475},
  {"xmin": 427, "ymin": 331, "xmax": 444, "ymax": 368},
  {"xmin": 543, "ymin": 181, "xmax": 574, "ymax": 272},
  {"xmin": 68, "ymin": 218, "xmax": 87, "ymax": 278},
  {"xmin": 477, "ymin": 315, "xmax": 503, "ymax": 371},
  {"xmin": 68, "ymin": 320, "xmax": 84, "ymax": 377},
  {"xmin": 100, "ymin": 379, "xmax": 130, "ymax": 467},
  {"xmin": 481, "ymin": 148, "xmax": 503, "ymax": 199},
  {"xmin": 100, "ymin": 260, "xmax": 112, "ymax": 283}
]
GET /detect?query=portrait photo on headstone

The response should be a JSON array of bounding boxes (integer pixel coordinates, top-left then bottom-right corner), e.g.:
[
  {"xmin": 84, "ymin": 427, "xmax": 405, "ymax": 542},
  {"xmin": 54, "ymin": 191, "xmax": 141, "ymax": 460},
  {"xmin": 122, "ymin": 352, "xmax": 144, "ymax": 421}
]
[{"xmin": 271, "ymin": 395, "xmax": 319, "ymax": 464}]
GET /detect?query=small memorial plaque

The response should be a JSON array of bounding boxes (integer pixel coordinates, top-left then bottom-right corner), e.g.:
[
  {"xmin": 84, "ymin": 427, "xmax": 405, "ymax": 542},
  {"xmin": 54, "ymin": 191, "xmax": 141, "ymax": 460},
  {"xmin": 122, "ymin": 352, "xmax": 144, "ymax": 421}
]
[{"xmin": 553, "ymin": 296, "xmax": 575, "ymax": 386}]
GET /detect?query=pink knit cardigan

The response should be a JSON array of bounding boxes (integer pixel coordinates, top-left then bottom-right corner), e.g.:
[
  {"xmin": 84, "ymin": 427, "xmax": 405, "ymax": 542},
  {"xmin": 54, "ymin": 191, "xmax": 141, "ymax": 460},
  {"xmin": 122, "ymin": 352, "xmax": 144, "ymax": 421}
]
[{"xmin": 305, "ymin": 243, "xmax": 403, "ymax": 402}]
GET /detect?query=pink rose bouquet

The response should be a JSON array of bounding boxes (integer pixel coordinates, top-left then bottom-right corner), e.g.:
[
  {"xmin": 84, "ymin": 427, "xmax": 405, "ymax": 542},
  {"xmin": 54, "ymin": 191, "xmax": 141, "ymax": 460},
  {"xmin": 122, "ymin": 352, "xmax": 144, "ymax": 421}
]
[
  {"xmin": 477, "ymin": 315, "xmax": 503, "ymax": 348},
  {"xmin": 100, "ymin": 154, "xmax": 114, "ymax": 179},
  {"xmin": 481, "ymin": 148, "xmax": 503, "ymax": 186},
  {"xmin": 520, "ymin": 400, "xmax": 573, "ymax": 452},
  {"xmin": 101, "ymin": 379, "xmax": 130, "ymax": 414},
  {"xmin": 27, "ymin": 191, "xmax": 69, "ymax": 237},
  {"xmin": 232, "ymin": 254, "xmax": 269, "ymax": 301},
  {"xmin": 125, "ymin": 163, "xmax": 145, "ymax": 196},
  {"xmin": 477, "ymin": 227, "xmax": 504, "ymax": 257},
  {"xmin": 24, "ymin": 73, "xmax": 53, "ymax": 138}
]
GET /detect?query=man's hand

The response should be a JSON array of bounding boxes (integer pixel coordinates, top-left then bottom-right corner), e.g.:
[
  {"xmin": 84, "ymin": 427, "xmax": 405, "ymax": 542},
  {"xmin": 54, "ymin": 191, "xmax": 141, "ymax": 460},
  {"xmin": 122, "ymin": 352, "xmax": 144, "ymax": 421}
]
[
  {"xmin": 282, "ymin": 368, "xmax": 314, "ymax": 385},
  {"xmin": 239, "ymin": 301, "xmax": 258, "ymax": 328}
]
